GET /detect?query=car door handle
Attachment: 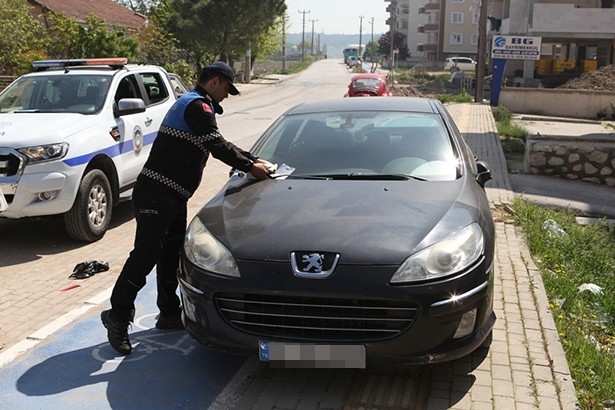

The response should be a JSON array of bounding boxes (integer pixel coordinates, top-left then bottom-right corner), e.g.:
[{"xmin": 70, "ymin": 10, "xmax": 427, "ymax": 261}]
[{"xmin": 145, "ymin": 117, "xmax": 153, "ymax": 127}]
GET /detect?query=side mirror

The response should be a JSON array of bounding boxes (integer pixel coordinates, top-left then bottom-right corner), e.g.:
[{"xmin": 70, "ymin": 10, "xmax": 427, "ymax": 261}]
[
  {"xmin": 114, "ymin": 98, "xmax": 146, "ymax": 117},
  {"xmin": 476, "ymin": 161, "xmax": 492, "ymax": 188}
]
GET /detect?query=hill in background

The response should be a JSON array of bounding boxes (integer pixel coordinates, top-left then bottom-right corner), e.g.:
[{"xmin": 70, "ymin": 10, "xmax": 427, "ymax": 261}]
[{"xmin": 285, "ymin": 33, "xmax": 385, "ymax": 60}]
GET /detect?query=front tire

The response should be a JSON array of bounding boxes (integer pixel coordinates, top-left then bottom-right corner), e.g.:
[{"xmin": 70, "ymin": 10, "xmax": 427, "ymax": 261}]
[{"xmin": 65, "ymin": 169, "xmax": 113, "ymax": 242}]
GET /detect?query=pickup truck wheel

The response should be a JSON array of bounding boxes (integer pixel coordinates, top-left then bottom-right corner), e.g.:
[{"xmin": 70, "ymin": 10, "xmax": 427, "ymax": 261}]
[{"xmin": 64, "ymin": 169, "xmax": 113, "ymax": 242}]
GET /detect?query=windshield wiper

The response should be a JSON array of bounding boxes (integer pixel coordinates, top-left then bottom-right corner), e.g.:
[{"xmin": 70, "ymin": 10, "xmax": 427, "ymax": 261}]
[
  {"xmin": 13, "ymin": 109, "xmax": 40, "ymax": 113},
  {"xmin": 319, "ymin": 173, "xmax": 429, "ymax": 181},
  {"xmin": 284, "ymin": 175, "xmax": 333, "ymax": 180}
]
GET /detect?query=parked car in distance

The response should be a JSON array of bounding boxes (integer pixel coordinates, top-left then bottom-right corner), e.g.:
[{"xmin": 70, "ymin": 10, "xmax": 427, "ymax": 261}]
[
  {"xmin": 444, "ymin": 57, "xmax": 477, "ymax": 72},
  {"xmin": 344, "ymin": 73, "xmax": 394, "ymax": 97},
  {"xmin": 346, "ymin": 56, "xmax": 362, "ymax": 68},
  {"xmin": 178, "ymin": 97, "xmax": 496, "ymax": 368},
  {"xmin": 0, "ymin": 58, "xmax": 188, "ymax": 241}
]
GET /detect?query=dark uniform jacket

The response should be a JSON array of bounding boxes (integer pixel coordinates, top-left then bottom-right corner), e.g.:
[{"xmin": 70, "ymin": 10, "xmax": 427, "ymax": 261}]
[{"xmin": 138, "ymin": 84, "xmax": 256, "ymax": 200}]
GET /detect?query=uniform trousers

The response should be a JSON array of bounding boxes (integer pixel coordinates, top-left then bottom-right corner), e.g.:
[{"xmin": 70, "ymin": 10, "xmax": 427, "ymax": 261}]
[{"xmin": 110, "ymin": 180, "xmax": 186, "ymax": 322}]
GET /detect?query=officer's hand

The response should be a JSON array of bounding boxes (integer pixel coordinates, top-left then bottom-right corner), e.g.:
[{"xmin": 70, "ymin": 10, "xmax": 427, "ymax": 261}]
[
  {"xmin": 255, "ymin": 158, "xmax": 274, "ymax": 168},
  {"xmin": 249, "ymin": 162, "xmax": 272, "ymax": 180}
]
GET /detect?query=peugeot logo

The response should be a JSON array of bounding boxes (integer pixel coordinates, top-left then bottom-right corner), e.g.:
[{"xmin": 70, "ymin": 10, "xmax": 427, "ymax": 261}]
[{"xmin": 290, "ymin": 251, "xmax": 340, "ymax": 279}]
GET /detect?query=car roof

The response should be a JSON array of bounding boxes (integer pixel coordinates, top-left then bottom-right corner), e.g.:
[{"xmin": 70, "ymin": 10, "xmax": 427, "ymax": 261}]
[{"xmin": 283, "ymin": 97, "xmax": 441, "ymax": 115}]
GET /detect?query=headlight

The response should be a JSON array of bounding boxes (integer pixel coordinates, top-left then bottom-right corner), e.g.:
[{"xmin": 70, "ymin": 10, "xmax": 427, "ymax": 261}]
[
  {"xmin": 18, "ymin": 143, "xmax": 69, "ymax": 163},
  {"xmin": 390, "ymin": 223, "xmax": 484, "ymax": 283},
  {"xmin": 184, "ymin": 216, "xmax": 240, "ymax": 278}
]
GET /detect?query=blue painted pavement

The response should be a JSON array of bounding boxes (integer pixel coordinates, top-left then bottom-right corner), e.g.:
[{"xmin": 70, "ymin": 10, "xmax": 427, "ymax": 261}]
[{"xmin": 0, "ymin": 278, "xmax": 247, "ymax": 409}]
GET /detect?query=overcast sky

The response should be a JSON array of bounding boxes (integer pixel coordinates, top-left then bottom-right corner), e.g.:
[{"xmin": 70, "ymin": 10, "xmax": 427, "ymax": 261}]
[{"xmin": 283, "ymin": 0, "xmax": 389, "ymax": 35}]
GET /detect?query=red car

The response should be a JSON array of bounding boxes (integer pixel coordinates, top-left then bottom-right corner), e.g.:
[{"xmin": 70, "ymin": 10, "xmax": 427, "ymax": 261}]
[{"xmin": 344, "ymin": 73, "xmax": 394, "ymax": 97}]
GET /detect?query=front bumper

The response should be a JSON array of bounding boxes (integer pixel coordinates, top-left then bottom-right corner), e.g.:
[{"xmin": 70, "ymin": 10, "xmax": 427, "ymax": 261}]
[
  {"xmin": 0, "ymin": 168, "xmax": 81, "ymax": 218},
  {"xmin": 178, "ymin": 256, "xmax": 495, "ymax": 366}
]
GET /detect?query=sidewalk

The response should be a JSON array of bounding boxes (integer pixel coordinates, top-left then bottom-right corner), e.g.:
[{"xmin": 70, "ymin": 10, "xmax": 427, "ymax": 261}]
[
  {"xmin": 211, "ymin": 103, "xmax": 580, "ymax": 410},
  {"xmin": 448, "ymin": 103, "xmax": 578, "ymax": 409}
]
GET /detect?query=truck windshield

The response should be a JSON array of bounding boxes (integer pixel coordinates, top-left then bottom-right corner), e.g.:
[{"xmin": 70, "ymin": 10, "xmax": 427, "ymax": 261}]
[{"xmin": 0, "ymin": 74, "xmax": 112, "ymax": 114}]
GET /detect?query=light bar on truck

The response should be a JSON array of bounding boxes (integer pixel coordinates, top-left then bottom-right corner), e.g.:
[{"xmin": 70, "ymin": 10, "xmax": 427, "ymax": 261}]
[{"xmin": 32, "ymin": 58, "xmax": 128, "ymax": 70}]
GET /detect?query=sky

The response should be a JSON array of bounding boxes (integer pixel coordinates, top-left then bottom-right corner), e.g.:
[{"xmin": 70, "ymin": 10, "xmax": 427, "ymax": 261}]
[{"xmin": 283, "ymin": 0, "xmax": 390, "ymax": 35}]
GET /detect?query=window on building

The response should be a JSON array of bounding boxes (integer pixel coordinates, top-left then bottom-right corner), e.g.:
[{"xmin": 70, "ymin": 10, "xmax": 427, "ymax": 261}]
[
  {"xmin": 452, "ymin": 12, "xmax": 463, "ymax": 24},
  {"xmin": 450, "ymin": 33, "xmax": 462, "ymax": 44},
  {"xmin": 471, "ymin": 33, "xmax": 479, "ymax": 45}
]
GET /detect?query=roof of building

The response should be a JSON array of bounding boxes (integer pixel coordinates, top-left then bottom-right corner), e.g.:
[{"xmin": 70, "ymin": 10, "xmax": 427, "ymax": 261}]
[{"xmin": 29, "ymin": 0, "xmax": 147, "ymax": 29}]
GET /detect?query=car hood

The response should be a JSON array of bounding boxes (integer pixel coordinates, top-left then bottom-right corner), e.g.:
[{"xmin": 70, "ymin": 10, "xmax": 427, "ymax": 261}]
[
  {"xmin": 198, "ymin": 177, "xmax": 483, "ymax": 265},
  {"xmin": 0, "ymin": 113, "xmax": 100, "ymax": 146}
]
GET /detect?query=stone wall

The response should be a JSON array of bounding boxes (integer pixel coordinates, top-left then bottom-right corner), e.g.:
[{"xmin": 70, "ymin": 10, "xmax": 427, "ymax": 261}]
[{"xmin": 525, "ymin": 135, "xmax": 615, "ymax": 187}]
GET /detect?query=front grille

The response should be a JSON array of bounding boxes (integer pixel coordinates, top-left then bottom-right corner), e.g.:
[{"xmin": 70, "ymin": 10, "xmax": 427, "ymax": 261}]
[
  {"xmin": 215, "ymin": 292, "xmax": 419, "ymax": 342},
  {"xmin": 0, "ymin": 149, "xmax": 23, "ymax": 177}
]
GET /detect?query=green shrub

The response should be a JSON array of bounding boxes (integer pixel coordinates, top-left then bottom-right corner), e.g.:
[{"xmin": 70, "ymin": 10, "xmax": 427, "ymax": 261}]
[{"xmin": 492, "ymin": 105, "xmax": 512, "ymax": 123}]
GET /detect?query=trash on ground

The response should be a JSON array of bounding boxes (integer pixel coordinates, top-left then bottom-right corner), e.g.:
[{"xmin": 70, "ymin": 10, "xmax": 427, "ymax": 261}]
[
  {"xmin": 542, "ymin": 219, "xmax": 568, "ymax": 238},
  {"xmin": 69, "ymin": 260, "xmax": 109, "ymax": 279},
  {"xmin": 60, "ymin": 284, "xmax": 81, "ymax": 292},
  {"xmin": 578, "ymin": 283, "xmax": 604, "ymax": 296}
]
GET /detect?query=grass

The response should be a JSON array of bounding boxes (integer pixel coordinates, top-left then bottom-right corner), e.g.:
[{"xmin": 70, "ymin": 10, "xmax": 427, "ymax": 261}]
[
  {"xmin": 510, "ymin": 198, "xmax": 615, "ymax": 409},
  {"xmin": 493, "ymin": 105, "xmax": 528, "ymax": 172}
]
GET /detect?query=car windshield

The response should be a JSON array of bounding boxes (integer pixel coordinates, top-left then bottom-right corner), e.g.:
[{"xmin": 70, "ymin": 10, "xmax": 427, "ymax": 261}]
[
  {"xmin": 254, "ymin": 111, "xmax": 459, "ymax": 181},
  {"xmin": 0, "ymin": 74, "xmax": 112, "ymax": 114}
]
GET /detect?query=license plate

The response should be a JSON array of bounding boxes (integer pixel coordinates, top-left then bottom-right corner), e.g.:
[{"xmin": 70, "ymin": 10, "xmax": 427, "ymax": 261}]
[
  {"xmin": 258, "ymin": 341, "xmax": 366, "ymax": 368},
  {"xmin": 0, "ymin": 188, "xmax": 7, "ymax": 212}
]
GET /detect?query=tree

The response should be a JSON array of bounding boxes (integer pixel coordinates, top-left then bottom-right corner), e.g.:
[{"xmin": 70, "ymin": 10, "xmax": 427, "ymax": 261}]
[
  {"xmin": 167, "ymin": 0, "xmax": 286, "ymax": 69},
  {"xmin": 0, "ymin": 0, "xmax": 46, "ymax": 75},
  {"xmin": 378, "ymin": 31, "xmax": 410, "ymax": 62},
  {"xmin": 44, "ymin": 13, "xmax": 139, "ymax": 60}
]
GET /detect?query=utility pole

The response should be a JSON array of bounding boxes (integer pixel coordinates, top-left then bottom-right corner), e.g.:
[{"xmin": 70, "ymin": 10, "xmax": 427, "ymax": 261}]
[
  {"xmin": 370, "ymin": 17, "xmax": 374, "ymax": 43},
  {"xmin": 309, "ymin": 18, "xmax": 318, "ymax": 56},
  {"xmin": 475, "ymin": 0, "xmax": 489, "ymax": 102},
  {"xmin": 358, "ymin": 16, "xmax": 364, "ymax": 58},
  {"xmin": 385, "ymin": 1, "xmax": 397, "ymax": 83},
  {"xmin": 298, "ymin": 9, "xmax": 310, "ymax": 61}
]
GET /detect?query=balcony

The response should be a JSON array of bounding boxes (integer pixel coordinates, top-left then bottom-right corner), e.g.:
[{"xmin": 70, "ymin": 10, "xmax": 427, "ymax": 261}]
[
  {"xmin": 417, "ymin": 43, "xmax": 438, "ymax": 52},
  {"xmin": 417, "ymin": 23, "xmax": 439, "ymax": 33},
  {"xmin": 419, "ymin": 2, "xmax": 440, "ymax": 14}
]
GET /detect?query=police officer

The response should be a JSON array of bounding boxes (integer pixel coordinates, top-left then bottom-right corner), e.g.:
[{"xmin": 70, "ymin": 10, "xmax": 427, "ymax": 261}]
[{"xmin": 101, "ymin": 61, "xmax": 272, "ymax": 355}]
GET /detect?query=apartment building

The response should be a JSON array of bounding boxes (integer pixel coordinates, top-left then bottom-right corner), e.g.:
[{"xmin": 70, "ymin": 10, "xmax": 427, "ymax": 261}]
[
  {"xmin": 389, "ymin": 0, "xmax": 615, "ymax": 83},
  {"xmin": 490, "ymin": 0, "xmax": 615, "ymax": 86}
]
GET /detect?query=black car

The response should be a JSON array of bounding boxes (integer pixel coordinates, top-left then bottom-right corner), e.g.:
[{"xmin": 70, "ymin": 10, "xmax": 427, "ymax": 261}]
[{"xmin": 178, "ymin": 97, "xmax": 496, "ymax": 368}]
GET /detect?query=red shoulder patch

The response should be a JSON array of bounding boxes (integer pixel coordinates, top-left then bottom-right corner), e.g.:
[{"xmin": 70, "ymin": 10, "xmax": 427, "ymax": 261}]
[{"xmin": 202, "ymin": 103, "xmax": 213, "ymax": 114}]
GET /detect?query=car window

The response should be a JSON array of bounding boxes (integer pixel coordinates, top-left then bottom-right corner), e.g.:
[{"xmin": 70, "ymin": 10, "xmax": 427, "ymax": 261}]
[
  {"xmin": 168, "ymin": 74, "xmax": 188, "ymax": 98},
  {"xmin": 114, "ymin": 75, "xmax": 141, "ymax": 104},
  {"xmin": 254, "ymin": 112, "xmax": 458, "ymax": 181},
  {"xmin": 353, "ymin": 78, "xmax": 382, "ymax": 90},
  {"xmin": 139, "ymin": 72, "xmax": 169, "ymax": 105}
]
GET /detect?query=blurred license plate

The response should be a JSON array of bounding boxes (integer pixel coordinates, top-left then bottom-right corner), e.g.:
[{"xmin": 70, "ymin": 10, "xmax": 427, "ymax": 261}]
[
  {"xmin": 0, "ymin": 188, "xmax": 7, "ymax": 212},
  {"xmin": 258, "ymin": 341, "xmax": 366, "ymax": 368}
]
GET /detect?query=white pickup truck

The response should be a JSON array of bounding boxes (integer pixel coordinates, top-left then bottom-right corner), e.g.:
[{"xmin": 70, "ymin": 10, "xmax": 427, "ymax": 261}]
[{"xmin": 0, "ymin": 58, "xmax": 188, "ymax": 241}]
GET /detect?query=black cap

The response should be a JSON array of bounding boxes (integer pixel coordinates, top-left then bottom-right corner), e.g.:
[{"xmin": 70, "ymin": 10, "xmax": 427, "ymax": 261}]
[{"xmin": 203, "ymin": 61, "xmax": 239, "ymax": 95}]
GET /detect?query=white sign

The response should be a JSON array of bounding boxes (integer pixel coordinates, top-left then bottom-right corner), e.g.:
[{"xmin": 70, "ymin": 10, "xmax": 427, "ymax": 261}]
[{"xmin": 491, "ymin": 36, "xmax": 542, "ymax": 60}]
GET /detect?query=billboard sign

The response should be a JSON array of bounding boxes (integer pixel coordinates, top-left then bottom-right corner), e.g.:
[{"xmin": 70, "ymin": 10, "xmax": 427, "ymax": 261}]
[{"xmin": 491, "ymin": 36, "xmax": 542, "ymax": 60}]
